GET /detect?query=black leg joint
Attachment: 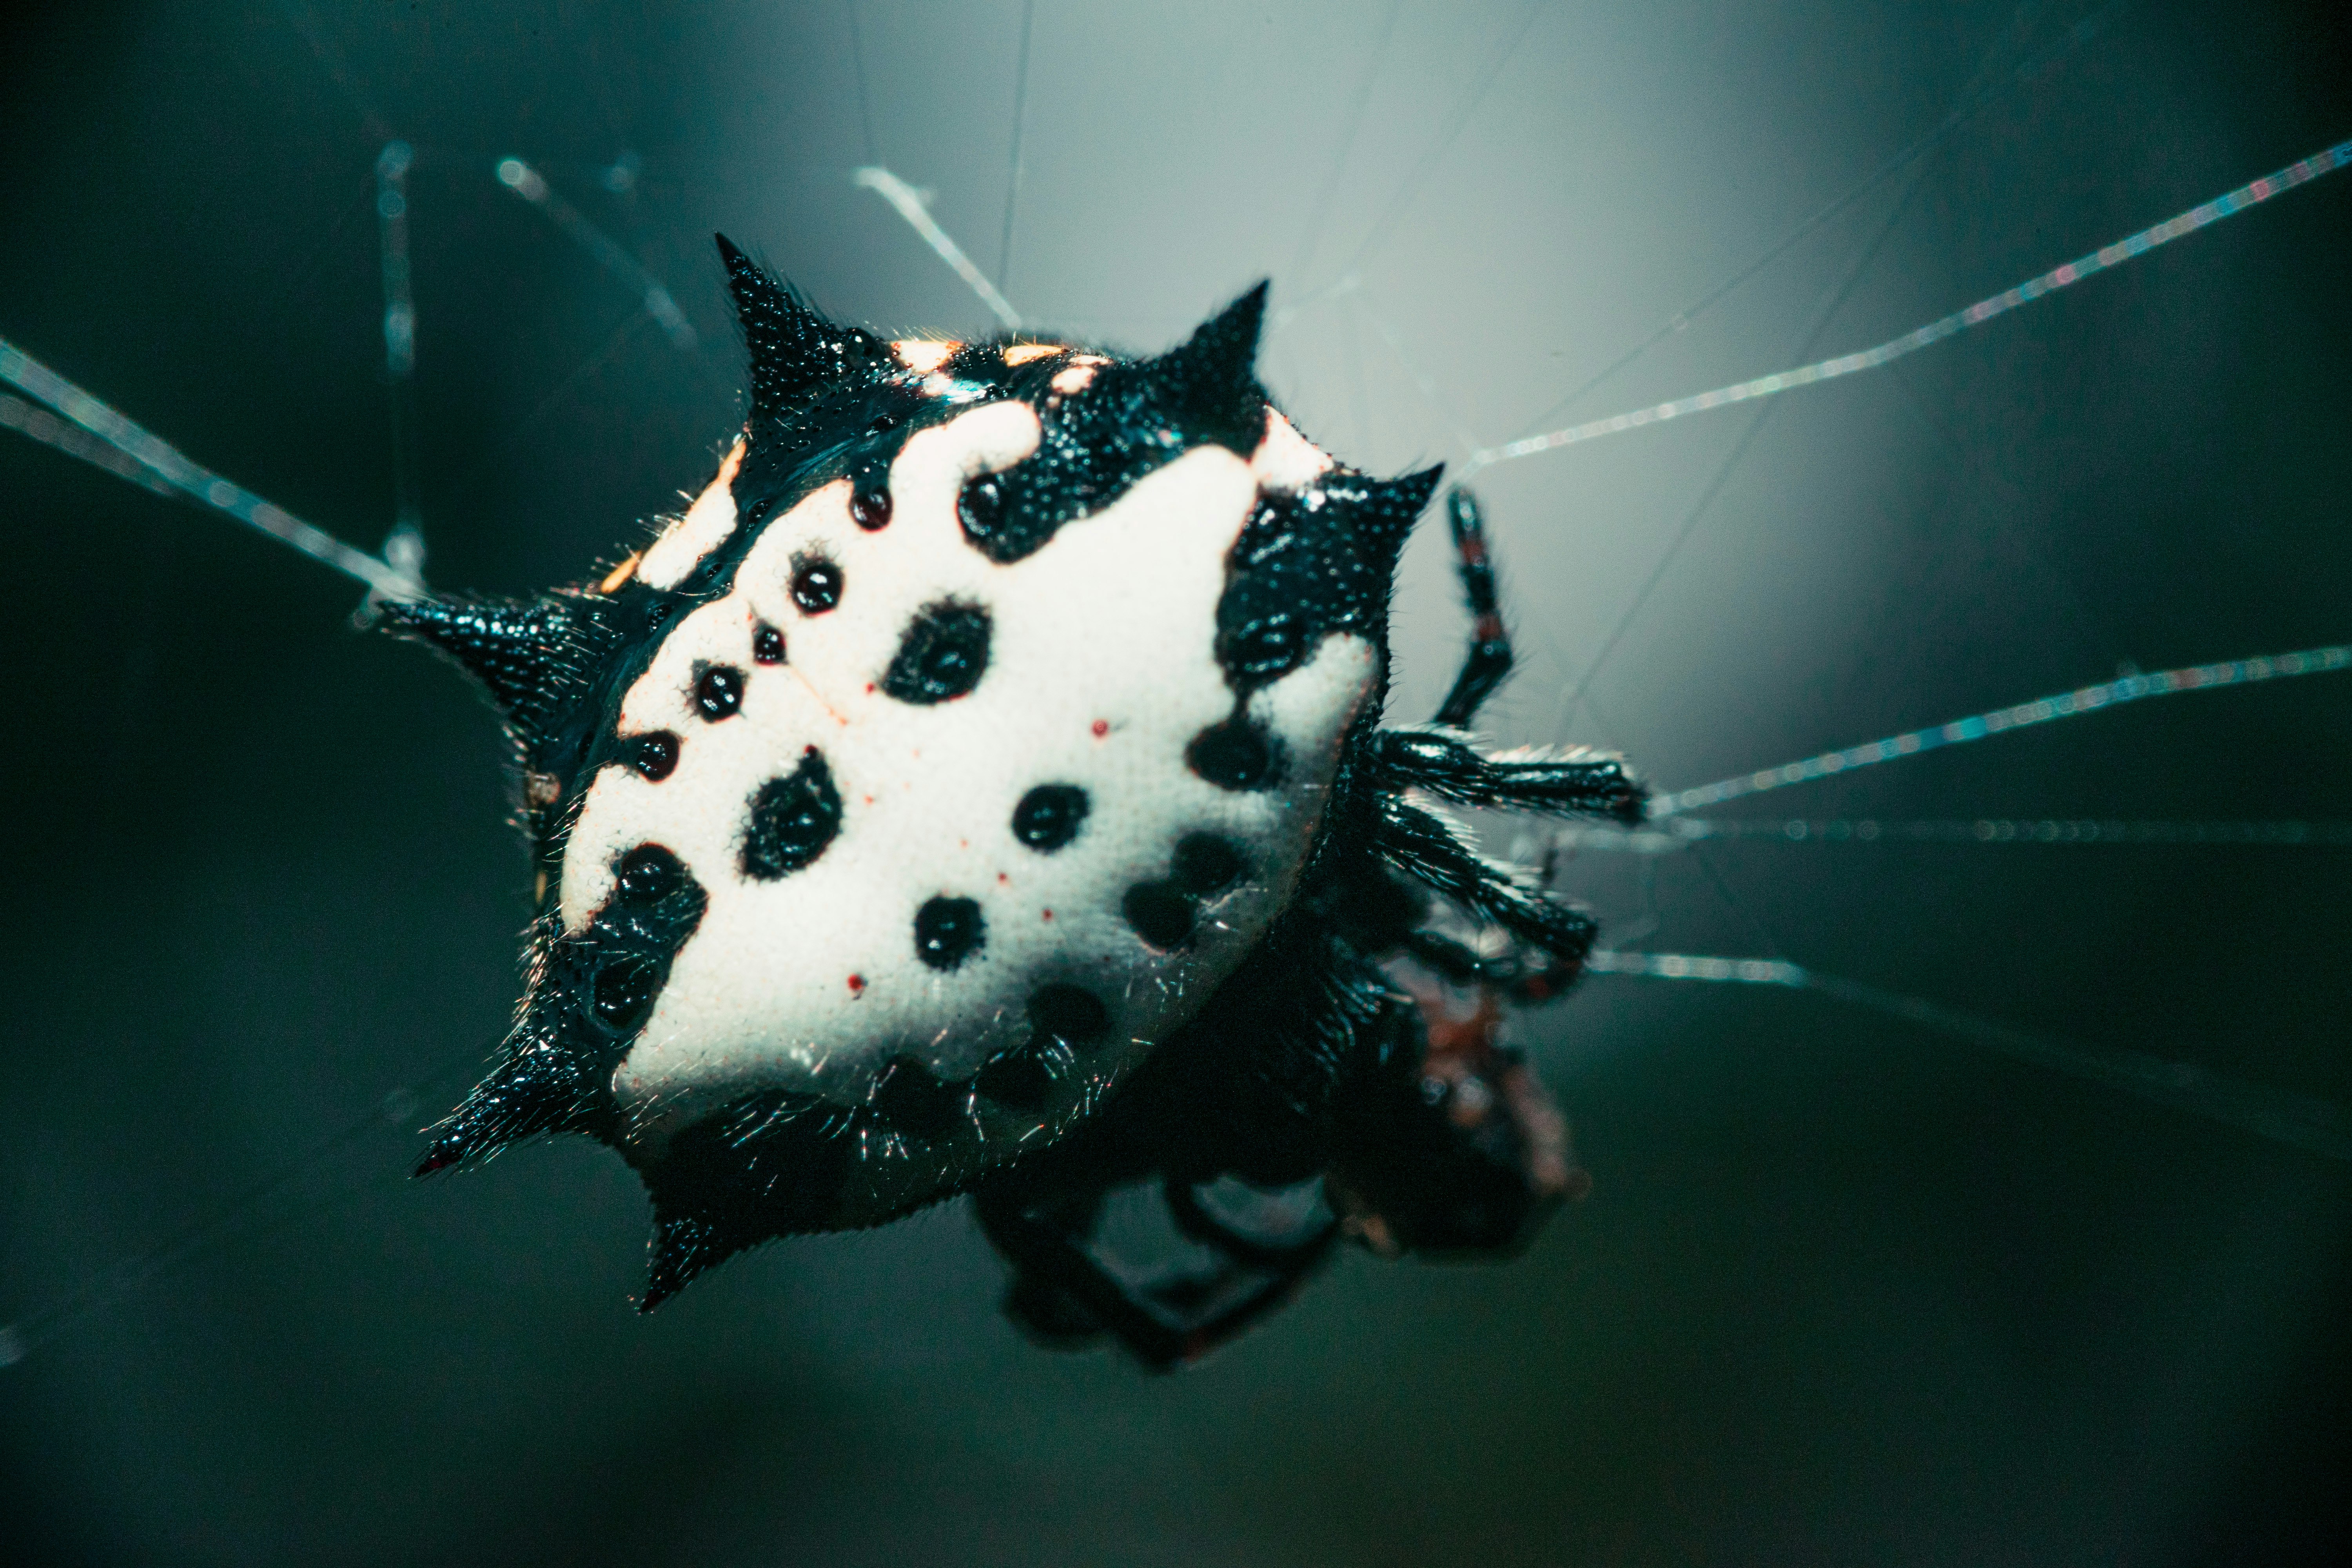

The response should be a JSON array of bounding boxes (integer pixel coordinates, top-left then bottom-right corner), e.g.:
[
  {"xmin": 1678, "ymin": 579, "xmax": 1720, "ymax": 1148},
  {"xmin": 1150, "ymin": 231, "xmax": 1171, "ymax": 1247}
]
[{"xmin": 1434, "ymin": 486, "xmax": 1515, "ymax": 728}]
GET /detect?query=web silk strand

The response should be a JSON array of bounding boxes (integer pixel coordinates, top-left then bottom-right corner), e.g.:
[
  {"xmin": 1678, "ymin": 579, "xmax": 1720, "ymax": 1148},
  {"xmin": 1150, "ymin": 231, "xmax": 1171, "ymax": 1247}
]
[
  {"xmin": 494, "ymin": 158, "xmax": 699, "ymax": 351},
  {"xmin": 853, "ymin": 166, "xmax": 1025, "ymax": 330},
  {"xmin": 0, "ymin": 338, "xmax": 420, "ymax": 599},
  {"xmin": 1473, "ymin": 137, "xmax": 2352, "ymax": 470},
  {"xmin": 1655, "ymin": 643, "xmax": 2352, "ymax": 816},
  {"xmin": 1584, "ymin": 951, "xmax": 2352, "ymax": 1162},
  {"xmin": 1546, "ymin": 817, "xmax": 2352, "ymax": 854}
]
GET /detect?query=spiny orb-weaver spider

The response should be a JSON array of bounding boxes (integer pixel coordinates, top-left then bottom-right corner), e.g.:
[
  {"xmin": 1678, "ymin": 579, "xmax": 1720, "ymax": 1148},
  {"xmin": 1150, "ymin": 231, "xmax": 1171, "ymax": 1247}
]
[{"xmin": 384, "ymin": 236, "xmax": 1644, "ymax": 1365}]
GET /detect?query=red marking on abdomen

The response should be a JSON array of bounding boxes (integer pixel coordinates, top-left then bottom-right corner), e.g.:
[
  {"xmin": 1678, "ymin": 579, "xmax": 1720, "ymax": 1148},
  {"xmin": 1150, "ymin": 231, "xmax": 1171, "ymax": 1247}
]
[
  {"xmin": 846, "ymin": 974, "xmax": 866, "ymax": 995},
  {"xmin": 1091, "ymin": 719, "xmax": 1109, "ymax": 738}
]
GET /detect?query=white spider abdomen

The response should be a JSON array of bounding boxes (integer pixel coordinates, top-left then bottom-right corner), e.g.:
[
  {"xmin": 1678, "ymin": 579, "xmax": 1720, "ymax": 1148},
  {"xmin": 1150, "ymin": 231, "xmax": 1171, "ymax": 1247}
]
[{"xmin": 561, "ymin": 400, "xmax": 1373, "ymax": 1205}]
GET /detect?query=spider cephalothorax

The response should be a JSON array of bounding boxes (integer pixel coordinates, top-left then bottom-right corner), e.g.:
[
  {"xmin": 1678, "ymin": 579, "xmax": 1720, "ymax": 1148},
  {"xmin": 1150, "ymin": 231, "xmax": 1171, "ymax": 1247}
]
[{"xmin": 387, "ymin": 236, "xmax": 1644, "ymax": 1353}]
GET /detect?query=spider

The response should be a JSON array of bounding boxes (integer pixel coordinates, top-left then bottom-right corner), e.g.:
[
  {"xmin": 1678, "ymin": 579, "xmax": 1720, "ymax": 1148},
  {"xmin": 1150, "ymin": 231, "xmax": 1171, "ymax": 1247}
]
[
  {"xmin": 7, "ymin": 10, "xmax": 2352, "ymax": 1563},
  {"xmin": 382, "ymin": 236, "xmax": 1644, "ymax": 1366}
]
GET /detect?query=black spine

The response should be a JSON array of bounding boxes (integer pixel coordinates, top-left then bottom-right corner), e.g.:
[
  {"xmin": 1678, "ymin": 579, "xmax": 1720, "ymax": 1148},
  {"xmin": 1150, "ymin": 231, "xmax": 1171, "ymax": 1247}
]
[
  {"xmin": 716, "ymin": 232, "xmax": 890, "ymax": 426},
  {"xmin": 1145, "ymin": 280, "xmax": 1272, "ymax": 451},
  {"xmin": 377, "ymin": 593, "xmax": 590, "ymax": 743}
]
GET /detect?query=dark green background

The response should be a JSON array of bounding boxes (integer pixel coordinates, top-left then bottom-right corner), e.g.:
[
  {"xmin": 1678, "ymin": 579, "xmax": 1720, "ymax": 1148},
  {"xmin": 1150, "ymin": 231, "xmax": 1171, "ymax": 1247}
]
[{"xmin": 3, "ymin": 3, "xmax": 2347, "ymax": 1562}]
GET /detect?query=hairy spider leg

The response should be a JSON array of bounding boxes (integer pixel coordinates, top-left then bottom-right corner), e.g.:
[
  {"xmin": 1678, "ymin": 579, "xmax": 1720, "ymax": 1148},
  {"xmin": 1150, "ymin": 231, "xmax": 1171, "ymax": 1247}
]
[
  {"xmin": 976, "ymin": 1180, "xmax": 1339, "ymax": 1371},
  {"xmin": 1432, "ymin": 485, "xmax": 1513, "ymax": 728},
  {"xmin": 1370, "ymin": 728, "xmax": 1644, "ymax": 824}
]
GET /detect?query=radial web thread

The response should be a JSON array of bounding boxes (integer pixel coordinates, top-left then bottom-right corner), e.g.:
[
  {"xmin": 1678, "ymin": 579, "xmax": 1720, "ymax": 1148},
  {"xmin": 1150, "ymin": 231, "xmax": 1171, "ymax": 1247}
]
[
  {"xmin": 494, "ymin": 157, "xmax": 698, "ymax": 351},
  {"xmin": 1473, "ymin": 136, "xmax": 2352, "ymax": 470},
  {"xmin": 0, "ymin": 338, "xmax": 419, "ymax": 598},
  {"xmin": 1655, "ymin": 644, "xmax": 2352, "ymax": 817},
  {"xmin": 1586, "ymin": 951, "xmax": 2352, "ymax": 1163},
  {"xmin": 1548, "ymin": 816, "xmax": 2352, "ymax": 854}
]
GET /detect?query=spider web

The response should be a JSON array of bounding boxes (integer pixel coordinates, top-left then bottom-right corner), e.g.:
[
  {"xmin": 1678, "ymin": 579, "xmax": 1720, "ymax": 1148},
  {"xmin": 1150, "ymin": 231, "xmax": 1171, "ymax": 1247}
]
[
  {"xmin": 6, "ymin": 6, "xmax": 2345, "ymax": 1279},
  {"xmin": 4, "ymin": 0, "xmax": 2348, "ymax": 1350},
  {"xmin": 2, "ymin": 2, "xmax": 2348, "ymax": 1558}
]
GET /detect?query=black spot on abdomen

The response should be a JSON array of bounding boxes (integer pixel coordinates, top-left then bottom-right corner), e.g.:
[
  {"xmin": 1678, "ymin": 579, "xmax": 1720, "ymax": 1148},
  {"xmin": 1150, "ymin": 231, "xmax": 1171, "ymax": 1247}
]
[
  {"xmin": 1209, "ymin": 470, "xmax": 1438, "ymax": 694},
  {"xmin": 976, "ymin": 1046, "xmax": 1054, "ymax": 1110},
  {"xmin": 790, "ymin": 553, "xmax": 842, "ymax": 614},
  {"xmin": 1221, "ymin": 612, "xmax": 1309, "ymax": 683},
  {"xmin": 974, "ymin": 987, "xmax": 1107, "ymax": 1110},
  {"xmin": 592, "ymin": 955, "xmax": 660, "ymax": 1033},
  {"xmin": 742, "ymin": 748, "xmax": 842, "ymax": 880},
  {"xmin": 694, "ymin": 664, "xmax": 744, "ymax": 720},
  {"xmin": 956, "ymin": 474, "xmax": 1006, "ymax": 545},
  {"xmin": 883, "ymin": 600, "xmax": 991, "ymax": 704},
  {"xmin": 868, "ymin": 1054, "xmax": 964, "ymax": 1138},
  {"xmin": 913, "ymin": 895, "xmax": 986, "ymax": 970},
  {"xmin": 1122, "ymin": 882, "xmax": 1194, "ymax": 950},
  {"xmin": 615, "ymin": 844, "xmax": 685, "ymax": 904},
  {"xmin": 850, "ymin": 459, "xmax": 893, "ymax": 530},
  {"xmin": 565, "ymin": 844, "xmax": 708, "ymax": 1053},
  {"xmin": 631, "ymin": 731, "xmax": 680, "ymax": 780},
  {"xmin": 1171, "ymin": 833, "xmax": 1246, "ymax": 895},
  {"xmin": 1011, "ymin": 784, "xmax": 1089, "ymax": 851},
  {"xmin": 1186, "ymin": 716, "xmax": 1281, "ymax": 791}
]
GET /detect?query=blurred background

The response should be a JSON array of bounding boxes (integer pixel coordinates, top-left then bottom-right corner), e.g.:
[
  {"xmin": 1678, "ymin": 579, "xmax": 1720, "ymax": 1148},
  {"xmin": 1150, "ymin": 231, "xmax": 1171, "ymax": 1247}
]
[{"xmin": 2, "ymin": 2, "xmax": 2347, "ymax": 1562}]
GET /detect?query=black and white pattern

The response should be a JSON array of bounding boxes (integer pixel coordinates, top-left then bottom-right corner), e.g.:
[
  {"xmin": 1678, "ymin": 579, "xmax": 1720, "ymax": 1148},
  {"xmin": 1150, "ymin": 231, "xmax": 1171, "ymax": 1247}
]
[
  {"xmin": 574, "ymin": 394, "xmax": 1377, "ymax": 1208},
  {"xmin": 385, "ymin": 239, "xmax": 1642, "ymax": 1324}
]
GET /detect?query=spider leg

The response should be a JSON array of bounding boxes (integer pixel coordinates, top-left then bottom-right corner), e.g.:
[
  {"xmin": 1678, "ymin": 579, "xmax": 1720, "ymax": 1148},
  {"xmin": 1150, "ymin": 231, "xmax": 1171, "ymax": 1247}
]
[
  {"xmin": 1399, "ymin": 926, "xmax": 1489, "ymax": 986},
  {"xmin": 1373, "ymin": 726, "xmax": 1646, "ymax": 824},
  {"xmin": 975, "ymin": 1181, "xmax": 1335, "ymax": 1370},
  {"xmin": 1163, "ymin": 1173, "xmax": 1336, "ymax": 1266},
  {"xmin": 1400, "ymin": 927, "xmax": 1584, "ymax": 1007},
  {"xmin": 971, "ymin": 1189, "xmax": 1112, "ymax": 1348},
  {"xmin": 1328, "ymin": 979, "xmax": 1587, "ymax": 1258},
  {"xmin": 970, "ymin": 939, "xmax": 1398, "ymax": 1367},
  {"xmin": 1407, "ymin": 486, "xmax": 1647, "ymax": 823},
  {"xmin": 1432, "ymin": 485, "xmax": 1515, "ymax": 728},
  {"xmin": 1373, "ymin": 794, "xmax": 1597, "ymax": 973}
]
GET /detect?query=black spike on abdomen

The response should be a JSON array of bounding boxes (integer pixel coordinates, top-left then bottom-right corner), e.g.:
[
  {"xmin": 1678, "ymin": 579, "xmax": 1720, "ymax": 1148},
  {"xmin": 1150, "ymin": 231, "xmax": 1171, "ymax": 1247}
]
[
  {"xmin": 412, "ymin": 1030, "xmax": 607, "ymax": 1176},
  {"xmin": 1144, "ymin": 280, "xmax": 1272, "ymax": 452},
  {"xmin": 716, "ymin": 233, "xmax": 893, "ymax": 426},
  {"xmin": 378, "ymin": 593, "xmax": 597, "ymax": 743},
  {"xmin": 637, "ymin": 1091, "xmax": 857, "ymax": 1310},
  {"xmin": 1211, "ymin": 465, "xmax": 1442, "ymax": 694},
  {"xmin": 950, "ymin": 284, "xmax": 1278, "ymax": 566},
  {"xmin": 416, "ymin": 848, "xmax": 708, "ymax": 1178}
]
